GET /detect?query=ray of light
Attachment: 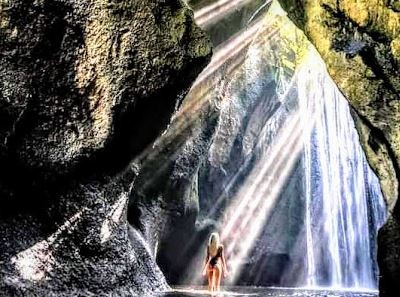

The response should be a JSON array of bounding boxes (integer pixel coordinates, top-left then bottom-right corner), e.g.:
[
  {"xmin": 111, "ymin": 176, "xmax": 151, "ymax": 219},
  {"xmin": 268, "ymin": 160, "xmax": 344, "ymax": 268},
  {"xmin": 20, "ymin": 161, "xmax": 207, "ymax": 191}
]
[
  {"xmin": 205, "ymin": 76, "xmax": 298, "ymax": 221},
  {"xmin": 133, "ymin": 7, "xmax": 315, "ymax": 286},
  {"xmin": 136, "ymin": 16, "xmax": 287, "ymax": 169},
  {"xmin": 133, "ymin": 21, "xmax": 276, "ymax": 168},
  {"xmin": 247, "ymin": 0, "xmax": 272, "ymax": 24},
  {"xmin": 194, "ymin": 0, "xmax": 253, "ymax": 27},
  {"xmin": 178, "ymin": 28, "xmax": 294, "ymax": 226},
  {"xmin": 220, "ymin": 81, "xmax": 319, "ymax": 284},
  {"xmin": 220, "ymin": 73, "xmax": 320, "ymax": 281},
  {"xmin": 187, "ymin": 107, "xmax": 306, "ymax": 285},
  {"xmin": 178, "ymin": 67, "xmax": 299, "ymax": 284},
  {"xmin": 186, "ymin": 54, "xmax": 317, "ymax": 283},
  {"xmin": 222, "ymin": 113, "xmax": 302, "ymax": 246},
  {"xmin": 222, "ymin": 112, "xmax": 301, "ymax": 239},
  {"xmin": 10, "ymin": 208, "xmax": 88, "ymax": 282},
  {"xmin": 191, "ymin": 18, "xmax": 265, "ymax": 90},
  {"xmin": 224, "ymin": 124, "xmax": 303, "ymax": 283}
]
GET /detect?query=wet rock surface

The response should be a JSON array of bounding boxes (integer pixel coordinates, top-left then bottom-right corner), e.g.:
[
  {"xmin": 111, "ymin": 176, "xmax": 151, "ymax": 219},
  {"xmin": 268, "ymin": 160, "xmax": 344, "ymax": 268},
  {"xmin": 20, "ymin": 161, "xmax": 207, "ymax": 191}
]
[{"xmin": 0, "ymin": 0, "xmax": 211, "ymax": 295}]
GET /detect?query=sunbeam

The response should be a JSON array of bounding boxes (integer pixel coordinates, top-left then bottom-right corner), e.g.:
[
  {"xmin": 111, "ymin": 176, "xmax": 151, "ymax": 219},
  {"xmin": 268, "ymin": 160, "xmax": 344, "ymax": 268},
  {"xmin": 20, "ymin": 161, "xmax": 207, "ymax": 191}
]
[
  {"xmin": 194, "ymin": 0, "xmax": 253, "ymax": 27},
  {"xmin": 191, "ymin": 18, "xmax": 265, "ymax": 90},
  {"xmin": 133, "ymin": 19, "xmax": 274, "ymax": 172},
  {"xmin": 222, "ymin": 112, "xmax": 301, "ymax": 239}
]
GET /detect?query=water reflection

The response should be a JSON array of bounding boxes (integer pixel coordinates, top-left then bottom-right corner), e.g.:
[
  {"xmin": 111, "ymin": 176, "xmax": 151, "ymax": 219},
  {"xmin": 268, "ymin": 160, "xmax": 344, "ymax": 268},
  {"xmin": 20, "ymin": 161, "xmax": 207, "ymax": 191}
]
[{"xmin": 159, "ymin": 287, "xmax": 377, "ymax": 297}]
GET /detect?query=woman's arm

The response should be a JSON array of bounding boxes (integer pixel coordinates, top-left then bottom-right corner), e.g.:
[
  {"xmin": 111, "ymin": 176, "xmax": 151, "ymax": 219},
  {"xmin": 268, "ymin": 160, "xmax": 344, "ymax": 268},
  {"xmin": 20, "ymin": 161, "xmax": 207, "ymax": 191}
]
[
  {"xmin": 202, "ymin": 247, "xmax": 210, "ymax": 276},
  {"xmin": 221, "ymin": 246, "xmax": 229, "ymax": 277}
]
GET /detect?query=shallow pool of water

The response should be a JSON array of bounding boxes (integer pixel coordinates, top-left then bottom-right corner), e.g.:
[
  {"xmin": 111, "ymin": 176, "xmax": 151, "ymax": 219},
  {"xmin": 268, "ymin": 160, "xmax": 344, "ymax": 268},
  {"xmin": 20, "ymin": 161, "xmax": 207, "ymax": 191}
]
[{"xmin": 158, "ymin": 286, "xmax": 378, "ymax": 297}]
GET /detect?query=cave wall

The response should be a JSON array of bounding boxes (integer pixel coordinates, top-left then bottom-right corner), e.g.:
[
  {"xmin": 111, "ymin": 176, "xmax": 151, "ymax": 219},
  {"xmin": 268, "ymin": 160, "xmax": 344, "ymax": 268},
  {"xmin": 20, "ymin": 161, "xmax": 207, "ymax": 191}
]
[
  {"xmin": 1, "ymin": 0, "xmax": 398, "ymax": 295},
  {"xmin": 276, "ymin": 0, "xmax": 400, "ymax": 296},
  {"xmin": 0, "ymin": 0, "xmax": 211, "ymax": 295}
]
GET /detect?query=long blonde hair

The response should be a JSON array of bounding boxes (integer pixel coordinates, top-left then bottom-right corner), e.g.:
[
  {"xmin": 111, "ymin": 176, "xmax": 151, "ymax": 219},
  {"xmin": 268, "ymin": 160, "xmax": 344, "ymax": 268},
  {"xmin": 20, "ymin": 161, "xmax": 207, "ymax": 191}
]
[{"xmin": 208, "ymin": 232, "xmax": 220, "ymax": 256}]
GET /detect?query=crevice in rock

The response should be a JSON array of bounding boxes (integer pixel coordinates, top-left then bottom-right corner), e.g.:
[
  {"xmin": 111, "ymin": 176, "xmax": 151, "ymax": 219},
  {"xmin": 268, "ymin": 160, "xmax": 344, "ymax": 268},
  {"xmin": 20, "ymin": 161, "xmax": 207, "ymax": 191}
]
[
  {"xmin": 354, "ymin": 110, "xmax": 400, "ymax": 217},
  {"xmin": 322, "ymin": 3, "xmax": 400, "ymax": 99}
]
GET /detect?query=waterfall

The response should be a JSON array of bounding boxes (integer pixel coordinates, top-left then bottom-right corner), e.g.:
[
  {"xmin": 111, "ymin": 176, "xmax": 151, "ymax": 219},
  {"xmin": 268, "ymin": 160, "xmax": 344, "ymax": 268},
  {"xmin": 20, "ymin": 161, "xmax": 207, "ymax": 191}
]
[
  {"xmin": 156, "ymin": 1, "xmax": 388, "ymax": 290},
  {"xmin": 298, "ymin": 51, "xmax": 387, "ymax": 289}
]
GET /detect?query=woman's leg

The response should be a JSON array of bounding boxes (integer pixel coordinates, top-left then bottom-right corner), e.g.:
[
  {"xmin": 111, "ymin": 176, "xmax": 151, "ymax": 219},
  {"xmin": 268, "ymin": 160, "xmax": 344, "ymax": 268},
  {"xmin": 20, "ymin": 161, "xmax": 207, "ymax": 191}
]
[
  {"xmin": 214, "ymin": 264, "xmax": 222, "ymax": 291},
  {"xmin": 207, "ymin": 267, "xmax": 213, "ymax": 291},
  {"xmin": 211, "ymin": 268, "xmax": 217, "ymax": 292}
]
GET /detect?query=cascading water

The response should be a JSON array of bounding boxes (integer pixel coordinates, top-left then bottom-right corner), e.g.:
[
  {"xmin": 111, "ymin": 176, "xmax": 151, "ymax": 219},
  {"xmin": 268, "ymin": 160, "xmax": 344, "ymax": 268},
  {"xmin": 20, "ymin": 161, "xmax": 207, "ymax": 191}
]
[
  {"xmin": 151, "ymin": 1, "xmax": 388, "ymax": 293},
  {"xmin": 298, "ymin": 52, "xmax": 387, "ymax": 289},
  {"xmin": 191, "ymin": 2, "xmax": 387, "ymax": 289}
]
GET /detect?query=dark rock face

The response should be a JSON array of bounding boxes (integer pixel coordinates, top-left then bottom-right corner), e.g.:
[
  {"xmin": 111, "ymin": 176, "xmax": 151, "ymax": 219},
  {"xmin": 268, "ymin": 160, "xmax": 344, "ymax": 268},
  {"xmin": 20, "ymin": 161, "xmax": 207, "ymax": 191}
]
[
  {"xmin": 0, "ymin": 0, "xmax": 211, "ymax": 295},
  {"xmin": 378, "ymin": 213, "xmax": 400, "ymax": 297},
  {"xmin": 275, "ymin": 0, "xmax": 399, "ymax": 296},
  {"xmin": 0, "ymin": 0, "xmax": 211, "ymax": 185}
]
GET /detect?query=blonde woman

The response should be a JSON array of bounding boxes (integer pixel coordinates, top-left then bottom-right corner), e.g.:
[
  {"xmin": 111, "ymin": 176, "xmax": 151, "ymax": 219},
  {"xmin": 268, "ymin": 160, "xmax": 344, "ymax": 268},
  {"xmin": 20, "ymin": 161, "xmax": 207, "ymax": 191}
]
[{"xmin": 202, "ymin": 232, "xmax": 228, "ymax": 292}]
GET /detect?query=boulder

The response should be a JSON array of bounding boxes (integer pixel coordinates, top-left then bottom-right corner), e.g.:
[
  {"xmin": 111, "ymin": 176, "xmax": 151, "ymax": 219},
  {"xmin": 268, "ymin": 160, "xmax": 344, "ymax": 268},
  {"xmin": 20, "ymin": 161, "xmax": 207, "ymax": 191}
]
[{"xmin": 0, "ymin": 0, "xmax": 211, "ymax": 295}]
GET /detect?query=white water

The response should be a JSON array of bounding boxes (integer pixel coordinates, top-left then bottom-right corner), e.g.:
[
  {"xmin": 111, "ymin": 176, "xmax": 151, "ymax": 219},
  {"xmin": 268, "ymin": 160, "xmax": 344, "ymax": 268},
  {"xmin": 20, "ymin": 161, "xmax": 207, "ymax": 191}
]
[{"xmin": 298, "ymin": 51, "xmax": 387, "ymax": 289}]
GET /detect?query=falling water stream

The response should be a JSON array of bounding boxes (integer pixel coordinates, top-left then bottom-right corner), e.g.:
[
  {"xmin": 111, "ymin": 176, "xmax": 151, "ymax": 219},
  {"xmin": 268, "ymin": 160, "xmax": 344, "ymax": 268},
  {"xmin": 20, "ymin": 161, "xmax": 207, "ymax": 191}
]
[
  {"xmin": 158, "ymin": 1, "xmax": 388, "ymax": 296},
  {"xmin": 298, "ymin": 51, "xmax": 387, "ymax": 289}
]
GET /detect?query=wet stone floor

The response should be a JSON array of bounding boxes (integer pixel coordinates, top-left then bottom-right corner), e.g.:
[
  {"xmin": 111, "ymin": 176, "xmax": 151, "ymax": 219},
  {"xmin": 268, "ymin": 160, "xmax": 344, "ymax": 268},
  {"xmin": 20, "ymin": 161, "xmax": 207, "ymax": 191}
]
[{"xmin": 158, "ymin": 286, "xmax": 378, "ymax": 297}]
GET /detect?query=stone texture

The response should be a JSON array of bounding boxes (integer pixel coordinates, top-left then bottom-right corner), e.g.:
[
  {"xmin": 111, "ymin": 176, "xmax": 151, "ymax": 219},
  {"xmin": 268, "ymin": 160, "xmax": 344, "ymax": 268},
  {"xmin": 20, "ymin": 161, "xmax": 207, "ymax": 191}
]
[
  {"xmin": 276, "ymin": 0, "xmax": 399, "ymax": 295},
  {"xmin": 0, "ymin": 0, "xmax": 211, "ymax": 295}
]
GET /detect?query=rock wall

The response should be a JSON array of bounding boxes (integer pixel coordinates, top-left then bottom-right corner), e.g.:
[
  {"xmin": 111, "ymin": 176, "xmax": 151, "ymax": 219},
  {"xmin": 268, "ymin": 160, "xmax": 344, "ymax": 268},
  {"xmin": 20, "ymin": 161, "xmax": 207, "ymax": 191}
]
[
  {"xmin": 1, "ymin": 0, "xmax": 398, "ymax": 294},
  {"xmin": 0, "ymin": 0, "xmax": 211, "ymax": 295},
  {"xmin": 276, "ymin": 0, "xmax": 399, "ymax": 296}
]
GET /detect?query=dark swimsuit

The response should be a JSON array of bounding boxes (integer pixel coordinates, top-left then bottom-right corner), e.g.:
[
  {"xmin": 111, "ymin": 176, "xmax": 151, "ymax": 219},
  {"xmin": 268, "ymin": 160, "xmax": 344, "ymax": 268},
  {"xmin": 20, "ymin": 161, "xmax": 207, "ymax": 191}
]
[{"xmin": 208, "ymin": 245, "xmax": 223, "ymax": 268}]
